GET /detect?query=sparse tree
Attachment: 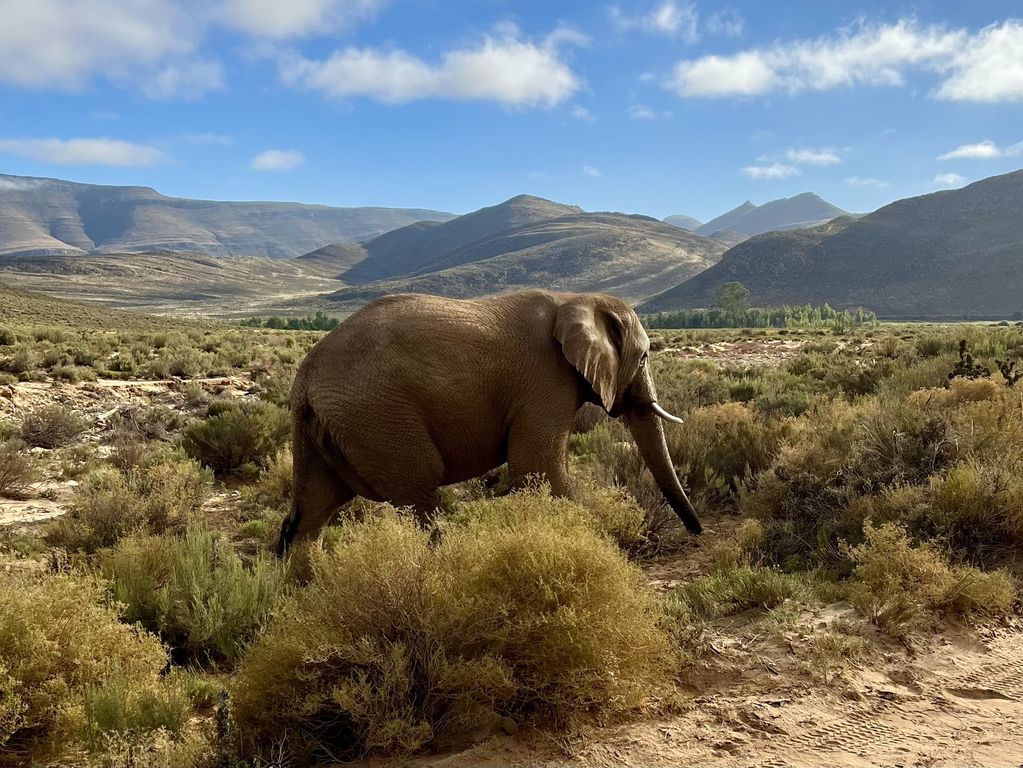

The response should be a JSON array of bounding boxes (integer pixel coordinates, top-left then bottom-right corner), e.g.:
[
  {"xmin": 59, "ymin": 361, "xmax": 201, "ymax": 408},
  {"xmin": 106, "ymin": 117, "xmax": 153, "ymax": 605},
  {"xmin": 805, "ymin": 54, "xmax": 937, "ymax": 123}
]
[{"xmin": 716, "ymin": 282, "xmax": 751, "ymax": 313}]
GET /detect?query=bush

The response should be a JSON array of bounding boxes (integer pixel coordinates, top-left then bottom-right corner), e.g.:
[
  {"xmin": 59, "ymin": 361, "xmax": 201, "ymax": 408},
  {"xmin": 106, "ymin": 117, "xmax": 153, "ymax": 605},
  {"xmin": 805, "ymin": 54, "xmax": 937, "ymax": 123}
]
[
  {"xmin": 240, "ymin": 446, "xmax": 293, "ymax": 511},
  {"xmin": 49, "ymin": 456, "xmax": 211, "ymax": 553},
  {"xmin": 19, "ymin": 404, "xmax": 88, "ymax": 448},
  {"xmin": 0, "ymin": 439, "xmax": 36, "ymax": 499},
  {"xmin": 0, "ymin": 571, "xmax": 188, "ymax": 759},
  {"xmin": 571, "ymin": 421, "xmax": 686, "ymax": 553},
  {"xmin": 664, "ymin": 566, "xmax": 814, "ymax": 623},
  {"xmin": 183, "ymin": 400, "xmax": 290, "ymax": 473},
  {"xmin": 103, "ymin": 523, "xmax": 285, "ymax": 664},
  {"xmin": 846, "ymin": 522, "xmax": 1016, "ymax": 637},
  {"xmin": 255, "ymin": 365, "xmax": 296, "ymax": 408},
  {"xmin": 233, "ymin": 491, "xmax": 668, "ymax": 760},
  {"xmin": 666, "ymin": 402, "xmax": 790, "ymax": 501},
  {"xmin": 0, "ymin": 327, "xmax": 17, "ymax": 346}
]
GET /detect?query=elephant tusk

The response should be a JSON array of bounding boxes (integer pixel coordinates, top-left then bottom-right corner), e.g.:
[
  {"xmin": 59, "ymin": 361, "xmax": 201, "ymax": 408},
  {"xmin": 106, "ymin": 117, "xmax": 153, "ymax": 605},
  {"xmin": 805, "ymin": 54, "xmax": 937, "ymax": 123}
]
[{"xmin": 651, "ymin": 402, "xmax": 684, "ymax": 425}]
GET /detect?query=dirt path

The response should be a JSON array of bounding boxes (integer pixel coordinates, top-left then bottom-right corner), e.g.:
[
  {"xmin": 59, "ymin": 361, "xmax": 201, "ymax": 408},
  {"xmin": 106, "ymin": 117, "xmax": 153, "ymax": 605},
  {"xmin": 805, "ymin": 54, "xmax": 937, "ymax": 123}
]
[{"xmin": 413, "ymin": 624, "xmax": 1023, "ymax": 768}]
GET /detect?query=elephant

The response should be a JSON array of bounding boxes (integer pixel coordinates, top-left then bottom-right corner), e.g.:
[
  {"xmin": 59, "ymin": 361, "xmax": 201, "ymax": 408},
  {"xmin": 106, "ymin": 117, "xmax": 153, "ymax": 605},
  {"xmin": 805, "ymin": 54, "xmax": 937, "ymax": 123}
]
[{"xmin": 277, "ymin": 289, "xmax": 702, "ymax": 555}]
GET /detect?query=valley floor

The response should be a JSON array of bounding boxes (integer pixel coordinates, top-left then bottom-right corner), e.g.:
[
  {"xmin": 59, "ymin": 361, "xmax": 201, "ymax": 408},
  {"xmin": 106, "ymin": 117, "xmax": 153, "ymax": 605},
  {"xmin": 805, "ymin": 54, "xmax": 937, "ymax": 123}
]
[{"xmin": 3, "ymin": 331, "xmax": 1022, "ymax": 767}]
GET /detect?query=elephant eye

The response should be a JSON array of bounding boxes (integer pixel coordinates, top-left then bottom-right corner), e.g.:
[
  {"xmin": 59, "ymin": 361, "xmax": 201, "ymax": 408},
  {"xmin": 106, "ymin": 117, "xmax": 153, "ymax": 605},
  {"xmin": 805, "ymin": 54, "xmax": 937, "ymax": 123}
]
[{"xmin": 640, "ymin": 353, "xmax": 648, "ymax": 366}]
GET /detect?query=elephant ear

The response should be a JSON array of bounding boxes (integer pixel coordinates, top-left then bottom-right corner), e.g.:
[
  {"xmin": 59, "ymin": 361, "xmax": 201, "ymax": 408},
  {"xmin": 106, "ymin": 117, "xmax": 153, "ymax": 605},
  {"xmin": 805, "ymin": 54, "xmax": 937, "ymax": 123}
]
[{"xmin": 554, "ymin": 300, "xmax": 621, "ymax": 412}]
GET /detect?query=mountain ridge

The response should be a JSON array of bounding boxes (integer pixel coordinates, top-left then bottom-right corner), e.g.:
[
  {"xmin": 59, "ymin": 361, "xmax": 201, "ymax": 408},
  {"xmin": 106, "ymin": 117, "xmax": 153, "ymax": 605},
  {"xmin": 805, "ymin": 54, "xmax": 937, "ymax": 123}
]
[
  {"xmin": 0, "ymin": 173, "xmax": 455, "ymax": 259},
  {"xmin": 640, "ymin": 170, "xmax": 1023, "ymax": 318}
]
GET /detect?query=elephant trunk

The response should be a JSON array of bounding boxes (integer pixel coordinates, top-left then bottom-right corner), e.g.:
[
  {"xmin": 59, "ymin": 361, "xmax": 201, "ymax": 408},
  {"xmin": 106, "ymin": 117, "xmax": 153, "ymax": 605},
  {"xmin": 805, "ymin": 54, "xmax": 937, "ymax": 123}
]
[{"xmin": 625, "ymin": 406, "xmax": 702, "ymax": 535}]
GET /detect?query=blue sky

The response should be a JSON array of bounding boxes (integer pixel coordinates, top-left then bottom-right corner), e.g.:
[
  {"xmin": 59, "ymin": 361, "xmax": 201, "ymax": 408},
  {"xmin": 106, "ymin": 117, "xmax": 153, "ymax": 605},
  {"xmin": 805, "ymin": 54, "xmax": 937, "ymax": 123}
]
[{"xmin": 0, "ymin": 1, "xmax": 1021, "ymax": 221}]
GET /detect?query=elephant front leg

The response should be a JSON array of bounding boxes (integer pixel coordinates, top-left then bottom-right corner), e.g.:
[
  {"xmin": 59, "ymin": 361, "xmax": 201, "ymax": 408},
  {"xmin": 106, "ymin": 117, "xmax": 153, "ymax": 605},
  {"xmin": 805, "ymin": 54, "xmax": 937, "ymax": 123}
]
[{"xmin": 505, "ymin": 415, "xmax": 572, "ymax": 497}]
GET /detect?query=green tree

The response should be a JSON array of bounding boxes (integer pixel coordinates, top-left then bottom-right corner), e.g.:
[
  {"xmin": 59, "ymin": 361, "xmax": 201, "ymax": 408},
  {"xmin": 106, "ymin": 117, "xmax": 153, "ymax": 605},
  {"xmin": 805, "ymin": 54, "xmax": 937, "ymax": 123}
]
[{"xmin": 716, "ymin": 282, "xmax": 751, "ymax": 312}]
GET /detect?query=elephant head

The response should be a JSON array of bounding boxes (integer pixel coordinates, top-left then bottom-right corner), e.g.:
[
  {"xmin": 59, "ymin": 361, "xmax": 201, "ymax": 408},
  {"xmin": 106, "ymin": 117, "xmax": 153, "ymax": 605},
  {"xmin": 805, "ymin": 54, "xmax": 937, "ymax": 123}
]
[{"xmin": 554, "ymin": 296, "xmax": 702, "ymax": 535}]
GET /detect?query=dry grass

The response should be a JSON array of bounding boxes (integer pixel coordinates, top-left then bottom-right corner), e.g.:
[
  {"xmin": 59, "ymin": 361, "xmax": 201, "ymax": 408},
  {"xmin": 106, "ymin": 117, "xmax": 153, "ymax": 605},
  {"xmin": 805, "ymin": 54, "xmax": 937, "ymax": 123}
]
[
  {"xmin": 19, "ymin": 404, "xmax": 89, "ymax": 448},
  {"xmin": 0, "ymin": 571, "xmax": 189, "ymax": 760},
  {"xmin": 847, "ymin": 522, "xmax": 1016, "ymax": 637},
  {"xmin": 232, "ymin": 490, "xmax": 668, "ymax": 761},
  {"xmin": 0, "ymin": 439, "xmax": 37, "ymax": 499},
  {"xmin": 49, "ymin": 455, "xmax": 211, "ymax": 554}
]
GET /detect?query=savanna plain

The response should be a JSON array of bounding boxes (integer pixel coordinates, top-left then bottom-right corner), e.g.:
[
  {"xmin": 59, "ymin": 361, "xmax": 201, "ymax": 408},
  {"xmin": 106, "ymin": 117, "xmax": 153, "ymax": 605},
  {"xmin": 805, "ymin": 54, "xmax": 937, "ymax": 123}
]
[{"xmin": 3, "ymin": 288, "xmax": 1023, "ymax": 767}]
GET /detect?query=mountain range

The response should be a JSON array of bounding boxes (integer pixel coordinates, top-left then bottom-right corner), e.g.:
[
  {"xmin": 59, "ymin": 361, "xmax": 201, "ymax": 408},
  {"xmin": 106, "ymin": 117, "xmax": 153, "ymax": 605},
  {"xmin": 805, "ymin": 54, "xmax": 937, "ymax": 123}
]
[
  {"xmin": 0, "ymin": 174, "xmax": 454, "ymax": 259},
  {"xmin": 317, "ymin": 202, "xmax": 728, "ymax": 310},
  {"xmin": 641, "ymin": 169, "xmax": 1023, "ymax": 318},
  {"xmin": 663, "ymin": 193, "xmax": 850, "ymax": 239},
  {"xmin": 2, "ymin": 170, "xmax": 1022, "ymax": 320}
]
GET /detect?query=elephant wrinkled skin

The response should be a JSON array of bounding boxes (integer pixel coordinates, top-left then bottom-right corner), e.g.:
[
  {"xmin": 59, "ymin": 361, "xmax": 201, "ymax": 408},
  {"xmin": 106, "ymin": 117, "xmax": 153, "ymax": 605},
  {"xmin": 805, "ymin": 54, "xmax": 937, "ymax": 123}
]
[{"xmin": 277, "ymin": 290, "xmax": 701, "ymax": 555}]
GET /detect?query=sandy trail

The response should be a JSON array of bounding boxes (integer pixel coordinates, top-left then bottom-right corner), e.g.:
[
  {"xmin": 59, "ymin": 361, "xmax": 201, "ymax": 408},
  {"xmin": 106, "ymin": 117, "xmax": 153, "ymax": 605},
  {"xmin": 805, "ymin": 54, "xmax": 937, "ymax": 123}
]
[{"xmin": 416, "ymin": 625, "xmax": 1023, "ymax": 768}]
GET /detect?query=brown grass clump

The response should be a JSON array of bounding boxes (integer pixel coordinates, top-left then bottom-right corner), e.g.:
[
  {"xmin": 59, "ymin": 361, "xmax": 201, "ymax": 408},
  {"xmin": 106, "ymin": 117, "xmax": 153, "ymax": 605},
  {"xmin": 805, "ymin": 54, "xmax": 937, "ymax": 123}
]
[
  {"xmin": 665, "ymin": 401, "xmax": 790, "ymax": 500},
  {"xmin": 0, "ymin": 439, "xmax": 37, "ymax": 499},
  {"xmin": 846, "ymin": 522, "xmax": 1016, "ymax": 637},
  {"xmin": 232, "ymin": 490, "xmax": 668, "ymax": 761},
  {"xmin": 19, "ymin": 404, "xmax": 89, "ymax": 448},
  {"xmin": 0, "ymin": 571, "xmax": 190, "ymax": 760},
  {"xmin": 240, "ymin": 445, "xmax": 293, "ymax": 511},
  {"xmin": 49, "ymin": 455, "xmax": 211, "ymax": 553}
]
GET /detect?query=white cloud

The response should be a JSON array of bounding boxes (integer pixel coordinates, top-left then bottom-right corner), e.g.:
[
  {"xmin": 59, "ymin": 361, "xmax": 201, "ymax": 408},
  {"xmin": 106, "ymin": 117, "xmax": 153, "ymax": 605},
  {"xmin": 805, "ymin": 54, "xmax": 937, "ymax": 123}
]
[
  {"xmin": 935, "ymin": 21, "xmax": 1023, "ymax": 102},
  {"xmin": 784, "ymin": 147, "xmax": 841, "ymax": 165},
  {"xmin": 0, "ymin": 0, "xmax": 220, "ymax": 98},
  {"xmin": 141, "ymin": 59, "xmax": 224, "ymax": 100},
  {"xmin": 742, "ymin": 163, "xmax": 800, "ymax": 180},
  {"xmin": 672, "ymin": 51, "xmax": 777, "ymax": 97},
  {"xmin": 582, "ymin": 165, "xmax": 602, "ymax": 178},
  {"xmin": 933, "ymin": 172, "xmax": 966, "ymax": 186},
  {"xmin": 178, "ymin": 132, "xmax": 235, "ymax": 146},
  {"xmin": 844, "ymin": 176, "xmax": 890, "ymax": 188},
  {"xmin": 251, "ymin": 148, "xmax": 305, "ymax": 171},
  {"xmin": 937, "ymin": 139, "xmax": 1023, "ymax": 159},
  {"xmin": 571, "ymin": 105, "xmax": 597, "ymax": 123},
  {"xmin": 706, "ymin": 8, "xmax": 744, "ymax": 37},
  {"xmin": 627, "ymin": 104, "xmax": 671, "ymax": 120},
  {"xmin": 282, "ymin": 28, "xmax": 583, "ymax": 107},
  {"xmin": 0, "ymin": 137, "xmax": 164, "ymax": 166},
  {"xmin": 669, "ymin": 18, "xmax": 1023, "ymax": 102},
  {"xmin": 610, "ymin": 2, "xmax": 698, "ymax": 42},
  {"xmin": 219, "ymin": 0, "xmax": 387, "ymax": 39}
]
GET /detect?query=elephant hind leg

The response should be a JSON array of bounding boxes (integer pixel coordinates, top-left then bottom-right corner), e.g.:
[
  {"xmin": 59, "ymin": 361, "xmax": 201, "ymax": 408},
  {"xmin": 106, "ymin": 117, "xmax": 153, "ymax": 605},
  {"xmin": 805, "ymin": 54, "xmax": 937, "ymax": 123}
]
[{"xmin": 277, "ymin": 419, "xmax": 354, "ymax": 556}]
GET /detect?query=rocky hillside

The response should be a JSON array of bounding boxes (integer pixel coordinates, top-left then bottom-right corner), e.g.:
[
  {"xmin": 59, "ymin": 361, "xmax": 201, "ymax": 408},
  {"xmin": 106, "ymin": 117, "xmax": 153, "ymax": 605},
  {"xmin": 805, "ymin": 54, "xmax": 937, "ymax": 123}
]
[
  {"xmin": 663, "ymin": 213, "xmax": 702, "ymax": 230},
  {"xmin": 322, "ymin": 210, "xmax": 726, "ymax": 311},
  {"xmin": 695, "ymin": 193, "xmax": 848, "ymax": 237},
  {"xmin": 0, "ymin": 174, "xmax": 453, "ymax": 259},
  {"xmin": 340, "ymin": 195, "xmax": 581, "ymax": 283},
  {"xmin": 641, "ymin": 170, "xmax": 1023, "ymax": 318}
]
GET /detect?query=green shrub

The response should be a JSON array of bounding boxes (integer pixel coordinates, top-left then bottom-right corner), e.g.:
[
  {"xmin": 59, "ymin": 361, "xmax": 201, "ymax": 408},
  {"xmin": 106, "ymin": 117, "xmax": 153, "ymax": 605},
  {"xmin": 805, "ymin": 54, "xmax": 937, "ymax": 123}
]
[
  {"xmin": 240, "ymin": 446, "xmax": 293, "ymax": 511},
  {"xmin": 255, "ymin": 365, "xmax": 296, "ymax": 408},
  {"xmin": 571, "ymin": 421, "xmax": 686, "ymax": 553},
  {"xmin": 103, "ymin": 523, "xmax": 286, "ymax": 664},
  {"xmin": 666, "ymin": 402, "xmax": 790, "ymax": 501},
  {"xmin": 19, "ymin": 404, "xmax": 88, "ymax": 448},
  {"xmin": 0, "ymin": 439, "xmax": 36, "ymax": 499},
  {"xmin": 664, "ymin": 566, "xmax": 814, "ymax": 623},
  {"xmin": 846, "ymin": 522, "xmax": 1016, "ymax": 637},
  {"xmin": 0, "ymin": 327, "xmax": 16, "ymax": 346},
  {"xmin": 50, "ymin": 456, "xmax": 211, "ymax": 553},
  {"xmin": 183, "ymin": 400, "xmax": 290, "ymax": 473},
  {"xmin": 0, "ymin": 571, "xmax": 186, "ymax": 758},
  {"xmin": 233, "ymin": 491, "xmax": 668, "ymax": 760},
  {"xmin": 51, "ymin": 364, "xmax": 98, "ymax": 383}
]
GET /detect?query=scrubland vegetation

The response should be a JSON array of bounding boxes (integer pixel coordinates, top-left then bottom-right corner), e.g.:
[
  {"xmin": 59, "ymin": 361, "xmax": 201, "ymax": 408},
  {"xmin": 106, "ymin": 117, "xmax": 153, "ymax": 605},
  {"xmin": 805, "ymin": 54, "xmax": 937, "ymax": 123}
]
[{"xmin": 2, "ymin": 317, "xmax": 1023, "ymax": 765}]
